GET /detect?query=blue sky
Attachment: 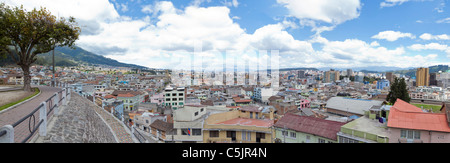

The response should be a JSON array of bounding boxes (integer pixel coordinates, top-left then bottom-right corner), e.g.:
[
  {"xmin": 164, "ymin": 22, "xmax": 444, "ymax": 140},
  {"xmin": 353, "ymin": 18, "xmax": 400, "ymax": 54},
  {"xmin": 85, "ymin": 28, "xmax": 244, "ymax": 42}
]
[{"xmin": 3, "ymin": 0, "xmax": 449, "ymax": 70}]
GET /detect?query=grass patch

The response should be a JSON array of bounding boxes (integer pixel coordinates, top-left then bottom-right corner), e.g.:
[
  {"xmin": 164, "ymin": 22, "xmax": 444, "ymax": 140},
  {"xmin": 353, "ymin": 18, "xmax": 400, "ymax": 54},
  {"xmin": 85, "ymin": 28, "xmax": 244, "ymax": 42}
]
[
  {"xmin": 0, "ymin": 87, "xmax": 40, "ymax": 112},
  {"xmin": 412, "ymin": 103, "xmax": 442, "ymax": 113}
]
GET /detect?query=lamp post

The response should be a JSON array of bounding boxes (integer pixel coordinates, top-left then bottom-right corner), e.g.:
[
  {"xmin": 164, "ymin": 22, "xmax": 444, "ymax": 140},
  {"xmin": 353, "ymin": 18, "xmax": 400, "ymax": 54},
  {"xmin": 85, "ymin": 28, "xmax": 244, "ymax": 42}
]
[{"xmin": 52, "ymin": 44, "xmax": 55, "ymax": 87}]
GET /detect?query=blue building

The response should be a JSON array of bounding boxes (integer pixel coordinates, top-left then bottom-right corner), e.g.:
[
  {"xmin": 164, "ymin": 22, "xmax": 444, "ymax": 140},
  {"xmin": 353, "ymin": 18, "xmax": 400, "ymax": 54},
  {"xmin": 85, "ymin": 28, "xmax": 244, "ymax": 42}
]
[{"xmin": 376, "ymin": 79, "xmax": 390, "ymax": 90}]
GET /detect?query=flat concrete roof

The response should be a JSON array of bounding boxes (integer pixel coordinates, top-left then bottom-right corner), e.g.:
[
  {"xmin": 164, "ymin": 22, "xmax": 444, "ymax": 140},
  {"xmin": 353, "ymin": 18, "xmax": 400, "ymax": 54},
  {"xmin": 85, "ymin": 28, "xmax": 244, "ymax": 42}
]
[{"xmin": 342, "ymin": 116, "xmax": 389, "ymax": 137}]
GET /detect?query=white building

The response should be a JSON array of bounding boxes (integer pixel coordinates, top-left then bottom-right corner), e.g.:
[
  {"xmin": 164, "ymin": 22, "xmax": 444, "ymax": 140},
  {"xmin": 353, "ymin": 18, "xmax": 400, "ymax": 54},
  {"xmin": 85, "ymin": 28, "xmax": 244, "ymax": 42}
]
[
  {"xmin": 163, "ymin": 86, "xmax": 185, "ymax": 110},
  {"xmin": 171, "ymin": 105, "xmax": 208, "ymax": 143}
]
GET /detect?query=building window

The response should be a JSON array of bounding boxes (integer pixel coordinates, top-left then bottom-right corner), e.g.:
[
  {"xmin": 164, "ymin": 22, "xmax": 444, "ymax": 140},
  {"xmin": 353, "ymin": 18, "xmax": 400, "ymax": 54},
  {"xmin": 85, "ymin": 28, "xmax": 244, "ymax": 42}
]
[
  {"xmin": 318, "ymin": 138, "xmax": 325, "ymax": 143},
  {"xmin": 194, "ymin": 112, "xmax": 199, "ymax": 116},
  {"xmin": 290, "ymin": 132, "xmax": 296, "ymax": 138},
  {"xmin": 201, "ymin": 108, "xmax": 204, "ymax": 112},
  {"xmin": 401, "ymin": 129, "xmax": 421, "ymax": 139},
  {"xmin": 192, "ymin": 129, "xmax": 202, "ymax": 136},
  {"xmin": 181, "ymin": 129, "xmax": 189, "ymax": 135},
  {"xmin": 282, "ymin": 131, "xmax": 288, "ymax": 137},
  {"xmin": 339, "ymin": 136, "xmax": 359, "ymax": 143},
  {"xmin": 242, "ymin": 131, "xmax": 251, "ymax": 141},
  {"xmin": 210, "ymin": 131, "xmax": 219, "ymax": 137}
]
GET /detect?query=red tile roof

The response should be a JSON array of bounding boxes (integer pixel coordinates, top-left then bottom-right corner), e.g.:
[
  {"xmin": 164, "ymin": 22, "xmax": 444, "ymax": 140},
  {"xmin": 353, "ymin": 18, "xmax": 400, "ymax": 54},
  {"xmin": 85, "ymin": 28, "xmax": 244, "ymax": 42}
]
[
  {"xmin": 216, "ymin": 118, "xmax": 273, "ymax": 128},
  {"xmin": 118, "ymin": 93, "xmax": 135, "ymax": 97},
  {"xmin": 104, "ymin": 94, "xmax": 116, "ymax": 99},
  {"xmin": 387, "ymin": 99, "xmax": 450, "ymax": 132},
  {"xmin": 273, "ymin": 113, "xmax": 346, "ymax": 140},
  {"xmin": 234, "ymin": 99, "xmax": 252, "ymax": 103},
  {"xmin": 240, "ymin": 106, "xmax": 261, "ymax": 112}
]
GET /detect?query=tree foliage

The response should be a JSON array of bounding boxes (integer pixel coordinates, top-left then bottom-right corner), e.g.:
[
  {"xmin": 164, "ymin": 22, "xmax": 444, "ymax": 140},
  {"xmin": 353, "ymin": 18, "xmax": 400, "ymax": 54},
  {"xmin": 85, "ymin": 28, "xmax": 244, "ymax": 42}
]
[
  {"xmin": 386, "ymin": 77, "xmax": 411, "ymax": 104},
  {"xmin": 0, "ymin": 3, "xmax": 80, "ymax": 91}
]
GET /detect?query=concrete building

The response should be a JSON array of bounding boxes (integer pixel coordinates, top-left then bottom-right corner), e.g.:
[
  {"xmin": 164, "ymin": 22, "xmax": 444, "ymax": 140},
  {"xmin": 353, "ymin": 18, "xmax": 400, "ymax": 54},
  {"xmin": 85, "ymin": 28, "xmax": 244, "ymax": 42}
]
[
  {"xmin": 388, "ymin": 99, "xmax": 450, "ymax": 143},
  {"xmin": 163, "ymin": 86, "xmax": 185, "ymax": 110},
  {"xmin": 274, "ymin": 113, "xmax": 346, "ymax": 143},
  {"xmin": 203, "ymin": 106, "xmax": 274, "ymax": 143},
  {"xmin": 171, "ymin": 105, "xmax": 208, "ymax": 143},
  {"xmin": 416, "ymin": 67, "xmax": 429, "ymax": 86},
  {"xmin": 386, "ymin": 72, "xmax": 395, "ymax": 83},
  {"xmin": 324, "ymin": 70, "xmax": 340, "ymax": 83},
  {"xmin": 337, "ymin": 116, "xmax": 389, "ymax": 143},
  {"xmin": 376, "ymin": 79, "xmax": 390, "ymax": 90}
]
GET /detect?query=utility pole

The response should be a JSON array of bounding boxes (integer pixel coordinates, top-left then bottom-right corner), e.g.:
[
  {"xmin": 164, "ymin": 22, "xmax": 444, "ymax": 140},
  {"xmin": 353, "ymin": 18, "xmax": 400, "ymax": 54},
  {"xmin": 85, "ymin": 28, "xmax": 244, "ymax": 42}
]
[{"xmin": 52, "ymin": 43, "xmax": 55, "ymax": 87}]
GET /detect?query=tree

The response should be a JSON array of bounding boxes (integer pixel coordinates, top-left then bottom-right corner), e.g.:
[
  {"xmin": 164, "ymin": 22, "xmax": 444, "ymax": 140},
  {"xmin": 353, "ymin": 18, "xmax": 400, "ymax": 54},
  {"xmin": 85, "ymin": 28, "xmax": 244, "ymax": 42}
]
[
  {"xmin": 0, "ymin": 3, "xmax": 80, "ymax": 91},
  {"xmin": 386, "ymin": 77, "xmax": 411, "ymax": 104}
]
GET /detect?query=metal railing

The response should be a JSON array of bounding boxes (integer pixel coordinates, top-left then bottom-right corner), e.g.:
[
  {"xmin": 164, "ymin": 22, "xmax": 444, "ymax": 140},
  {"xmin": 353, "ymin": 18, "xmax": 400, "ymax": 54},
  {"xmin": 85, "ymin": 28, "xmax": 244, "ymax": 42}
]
[{"xmin": 0, "ymin": 85, "xmax": 71, "ymax": 143}]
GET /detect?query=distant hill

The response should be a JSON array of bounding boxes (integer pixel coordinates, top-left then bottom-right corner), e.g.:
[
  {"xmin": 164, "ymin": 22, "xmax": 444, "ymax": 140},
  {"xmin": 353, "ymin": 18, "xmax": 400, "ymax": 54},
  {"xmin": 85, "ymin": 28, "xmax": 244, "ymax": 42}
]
[
  {"xmin": 0, "ymin": 46, "xmax": 148, "ymax": 69},
  {"xmin": 390, "ymin": 65, "xmax": 449, "ymax": 77},
  {"xmin": 279, "ymin": 67, "xmax": 319, "ymax": 71}
]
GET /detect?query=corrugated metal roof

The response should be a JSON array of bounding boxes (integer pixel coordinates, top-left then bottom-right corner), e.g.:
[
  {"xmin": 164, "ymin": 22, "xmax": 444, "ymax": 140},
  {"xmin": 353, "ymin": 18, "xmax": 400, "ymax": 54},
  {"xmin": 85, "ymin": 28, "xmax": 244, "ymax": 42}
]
[
  {"xmin": 325, "ymin": 97, "xmax": 383, "ymax": 115},
  {"xmin": 274, "ymin": 113, "xmax": 346, "ymax": 140}
]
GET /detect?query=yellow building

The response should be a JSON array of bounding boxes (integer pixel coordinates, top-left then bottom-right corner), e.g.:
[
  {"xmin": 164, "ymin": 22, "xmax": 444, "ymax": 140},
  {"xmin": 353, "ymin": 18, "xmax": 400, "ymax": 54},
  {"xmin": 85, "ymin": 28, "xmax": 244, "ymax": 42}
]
[
  {"xmin": 203, "ymin": 106, "xmax": 274, "ymax": 143},
  {"xmin": 416, "ymin": 68, "xmax": 429, "ymax": 86}
]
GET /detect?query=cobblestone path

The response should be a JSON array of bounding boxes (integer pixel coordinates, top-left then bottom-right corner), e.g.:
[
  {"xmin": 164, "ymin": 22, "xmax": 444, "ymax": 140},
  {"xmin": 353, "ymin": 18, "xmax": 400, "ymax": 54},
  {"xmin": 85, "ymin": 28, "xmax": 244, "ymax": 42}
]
[{"xmin": 38, "ymin": 92, "xmax": 135, "ymax": 143}]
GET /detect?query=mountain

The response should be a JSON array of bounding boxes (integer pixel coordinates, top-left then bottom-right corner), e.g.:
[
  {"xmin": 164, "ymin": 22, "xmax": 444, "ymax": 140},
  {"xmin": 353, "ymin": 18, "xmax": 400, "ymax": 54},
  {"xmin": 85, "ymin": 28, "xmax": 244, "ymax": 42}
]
[
  {"xmin": 0, "ymin": 46, "xmax": 148, "ymax": 69},
  {"xmin": 317, "ymin": 66, "xmax": 413, "ymax": 72},
  {"xmin": 391, "ymin": 65, "xmax": 449, "ymax": 77},
  {"xmin": 279, "ymin": 67, "xmax": 319, "ymax": 71}
]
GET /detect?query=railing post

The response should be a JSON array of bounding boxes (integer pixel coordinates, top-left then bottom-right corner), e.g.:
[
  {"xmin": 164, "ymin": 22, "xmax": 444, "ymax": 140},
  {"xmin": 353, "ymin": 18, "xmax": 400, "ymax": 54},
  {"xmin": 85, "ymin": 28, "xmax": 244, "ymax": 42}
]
[
  {"xmin": 62, "ymin": 88, "xmax": 67, "ymax": 106},
  {"xmin": 53, "ymin": 92, "xmax": 59, "ymax": 115},
  {"xmin": 39, "ymin": 102, "xmax": 47, "ymax": 137},
  {"xmin": 67, "ymin": 87, "xmax": 71, "ymax": 101},
  {"xmin": 0, "ymin": 125, "xmax": 14, "ymax": 143}
]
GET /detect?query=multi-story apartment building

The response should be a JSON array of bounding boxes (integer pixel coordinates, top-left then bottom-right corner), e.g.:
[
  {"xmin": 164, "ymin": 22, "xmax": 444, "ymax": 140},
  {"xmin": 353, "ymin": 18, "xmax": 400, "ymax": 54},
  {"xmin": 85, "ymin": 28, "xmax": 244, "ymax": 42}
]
[
  {"xmin": 203, "ymin": 106, "xmax": 275, "ymax": 143},
  {"xmin": 163, "ymin": 86, "xmax": 185, "ymax": 110},
  {"xmin": 416, "ymin": 67, "xmax": 429, "ymax": 86},
  {"xmin": 323, "ymin": 70, "xmax": 340, "ymax": 83}
]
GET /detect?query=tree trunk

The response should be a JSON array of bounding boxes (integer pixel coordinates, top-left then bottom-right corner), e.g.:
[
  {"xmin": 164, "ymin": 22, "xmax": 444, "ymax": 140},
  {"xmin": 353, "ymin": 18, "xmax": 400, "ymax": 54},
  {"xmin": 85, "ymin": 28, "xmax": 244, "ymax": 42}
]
[{"xmin": 20, "ymin": 64, "xmax": 32, "ymax": 92}]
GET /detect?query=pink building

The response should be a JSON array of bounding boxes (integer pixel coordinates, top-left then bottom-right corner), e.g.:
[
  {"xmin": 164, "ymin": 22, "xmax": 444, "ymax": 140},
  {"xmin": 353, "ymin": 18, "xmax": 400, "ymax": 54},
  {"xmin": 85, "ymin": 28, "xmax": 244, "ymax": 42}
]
[
  {"xmin": 388, "ymin": 99, "xmax": 450, "ymax": 143},
  {"xmin": 296, "ymin": 99, "xmax": 310, "ymax": 109},
  {"xmin": 150, "ymin": 93, "xmax": 164, "ymax": 106}
]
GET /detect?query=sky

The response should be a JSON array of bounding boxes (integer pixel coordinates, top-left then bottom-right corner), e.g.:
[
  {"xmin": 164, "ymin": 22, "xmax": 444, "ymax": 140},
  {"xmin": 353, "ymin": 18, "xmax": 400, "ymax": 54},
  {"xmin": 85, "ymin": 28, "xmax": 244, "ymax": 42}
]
[{"xmin": 1, "ymin": 0, "xmax": 449, "ymax": 70}]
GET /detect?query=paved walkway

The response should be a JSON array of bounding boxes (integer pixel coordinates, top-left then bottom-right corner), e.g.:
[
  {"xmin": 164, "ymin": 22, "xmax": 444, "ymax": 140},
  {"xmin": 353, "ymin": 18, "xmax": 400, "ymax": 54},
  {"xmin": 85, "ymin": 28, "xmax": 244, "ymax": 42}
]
[
  {"xmin": 0, "ymin": 85, "xmax": 61, "ymax": 143},
  {"xmin": 36, "ymin": 92, "xmax": 136, "ymax": 143}
]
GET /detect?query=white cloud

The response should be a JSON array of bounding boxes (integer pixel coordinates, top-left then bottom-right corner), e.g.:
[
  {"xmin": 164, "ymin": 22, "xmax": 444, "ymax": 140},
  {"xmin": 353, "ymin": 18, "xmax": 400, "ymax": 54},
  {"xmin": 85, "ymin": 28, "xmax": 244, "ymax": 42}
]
[
  {"xmin": 419, "ymin": 33, "xmax": 450, "ymax": 40},
  {"xmin": 221, "ymin": 0, "xmax": 239, "ymax": 8},
  {"xmin": 4, "ymin": 0, "xmax": 446, "ymax": 69},
  {"xmin": 277, "ymin": 0, "xmax": 361, "ymax": 25},
  {"xmin": 380, "ymin": 0, "xmax": 409, "ymax": 8},
  {"xmin": 371, "ymin": 31, "xmax": 416, "ymax": 41},
  {"xmin": 409, "ymin": 43, "xmax": 448, "ymax": 51},
  {"xmin": 436, "ymin": 17, "xmax": 450, "ymax": 23},
  {"xmin": 2, "ymin": 0, "xmax": 119, "ymax": 35},
  {"xmin": 370, "ymin": 41, "xmax": 380, "ymax": 47}
]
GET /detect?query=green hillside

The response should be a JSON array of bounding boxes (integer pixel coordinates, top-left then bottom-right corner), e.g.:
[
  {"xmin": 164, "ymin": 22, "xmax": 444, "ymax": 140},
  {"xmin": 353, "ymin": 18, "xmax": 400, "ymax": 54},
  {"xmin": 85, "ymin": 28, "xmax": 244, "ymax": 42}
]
[
  {"xmin": 391, "ymin": 65, "xmax": 449, "ymax": 77},
  {"xmin": 0, "ymin": 46, "xmax": 147, "ymax": 69}
]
